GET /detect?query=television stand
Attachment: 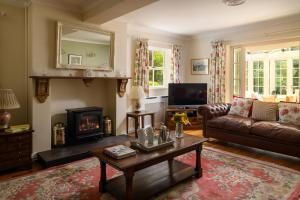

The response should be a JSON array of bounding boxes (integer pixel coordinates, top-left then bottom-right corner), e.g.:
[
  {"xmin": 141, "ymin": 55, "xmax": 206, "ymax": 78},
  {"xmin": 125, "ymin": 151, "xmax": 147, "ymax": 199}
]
[{"xmin": 165, "ymin": 108, "xmax": 203, "ymax": 130}]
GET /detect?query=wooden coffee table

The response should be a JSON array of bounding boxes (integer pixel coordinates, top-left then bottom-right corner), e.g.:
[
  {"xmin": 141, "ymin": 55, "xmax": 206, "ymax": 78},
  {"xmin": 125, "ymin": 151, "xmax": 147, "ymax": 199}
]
[{"xmin": 92, "ymin": 134, "xmax": 207, "ymax": 200}]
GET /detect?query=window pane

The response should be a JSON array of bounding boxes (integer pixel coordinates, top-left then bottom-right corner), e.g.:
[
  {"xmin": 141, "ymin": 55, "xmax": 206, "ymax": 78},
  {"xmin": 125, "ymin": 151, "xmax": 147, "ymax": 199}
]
[
  {"xmin": 276, "ymin": 69, "xmax": 280, "ymax": 76},
  {"xmin": 293, "ymin": 59, "xmax": 299, "ymax": 68},
  {"xmin": 233, "ymin": 48, "xmax": 242, "ymax": 95},
  {"xmin": 259, "ymin": 78, "xmax": 263, "ymax": 85},
  {"xmin": 293, "ymin": 69, "xmax": 299, "ymax": 77},
  {"xmin": 153, "ymin": 51, "xmax": 164, "ymax": 68},
  {"xmin": 234, "ymin": 79, "xmax": 240, "ymax": 94},
  {"xmin": 281, "ymin": 69, "xmax": 287, "ymax": 77},
  {"xmin": 154, "ymin": 70, "xmax": 163, "ymax": 86},
  {"xmin": 253, "ymin": 87, "xmax": 258, "ymax": 93},
  {"xmin": 275, "ymin": 78, "xmax": 280, "ymax": 86},
  {"xmin": 293, "ymin": 87, "xmax": 299, "ymax": 94},
  {"xmin": 259, "ymin": 87, "xmax": 264, "ymax": 94},
  {"xmin": 253, "ymin": 61, "xmax": 258, "ymax": 69},
  {"xmin": 149, "ymin": 70, "xmax": 153, "ymax": 86},
  {"xmin": 149, "ymin": 50, "xmax": 153, "ymax": 67},
  {"xmin": 281, "ymin": 78, "xmax": 287, "ymax": 86},
  {"xmin": 234, "ymin": 48, "xmax": 241, "ymax": 63},
  {"xmin": 293, "ymin": 78, "xmax": 299, "ymax": 86},
  {"xmin": 253, "ymin": 78, "xmax": 258, "ymax": 85}
]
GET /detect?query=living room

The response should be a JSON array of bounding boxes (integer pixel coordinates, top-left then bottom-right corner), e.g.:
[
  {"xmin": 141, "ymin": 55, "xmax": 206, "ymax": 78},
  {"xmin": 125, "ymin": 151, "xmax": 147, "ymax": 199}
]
[{"xmin": 0, "ymin": 0, "xmax": 300, "ymax": 199}]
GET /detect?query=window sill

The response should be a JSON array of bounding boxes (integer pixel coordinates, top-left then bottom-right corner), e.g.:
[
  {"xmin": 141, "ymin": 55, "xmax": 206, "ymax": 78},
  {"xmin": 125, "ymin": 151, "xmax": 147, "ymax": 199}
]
[{"xmin": 149, "ymin": 87, "xmax": 168, "ymax": 90}]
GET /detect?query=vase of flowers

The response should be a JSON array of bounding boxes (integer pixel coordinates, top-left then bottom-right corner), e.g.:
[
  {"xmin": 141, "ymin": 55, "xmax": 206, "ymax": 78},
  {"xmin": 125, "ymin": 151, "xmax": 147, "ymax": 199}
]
[{"xmin": 172, "ymin": 112, "xmax": 191, "ymax": 138}]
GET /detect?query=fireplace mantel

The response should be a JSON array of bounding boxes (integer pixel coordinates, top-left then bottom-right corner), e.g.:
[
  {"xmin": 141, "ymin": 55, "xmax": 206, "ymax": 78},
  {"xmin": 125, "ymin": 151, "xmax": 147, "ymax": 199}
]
[{"xmin": 29, "ymin": 75, "xmax": 131, "ymax": 103}]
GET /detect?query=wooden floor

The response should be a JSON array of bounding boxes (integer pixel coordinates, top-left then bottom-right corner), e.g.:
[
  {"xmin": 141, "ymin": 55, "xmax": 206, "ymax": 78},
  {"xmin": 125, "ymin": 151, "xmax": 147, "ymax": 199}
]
[{"xmin": 0, "ymin": 130, "xmax": 299, "ymax": 182}]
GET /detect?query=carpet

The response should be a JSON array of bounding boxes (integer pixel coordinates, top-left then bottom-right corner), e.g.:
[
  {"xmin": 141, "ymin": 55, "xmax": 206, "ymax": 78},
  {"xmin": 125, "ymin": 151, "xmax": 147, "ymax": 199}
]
[{"xmin": 0, "ymin": 147, "xmax": 299, "ymax": 200}]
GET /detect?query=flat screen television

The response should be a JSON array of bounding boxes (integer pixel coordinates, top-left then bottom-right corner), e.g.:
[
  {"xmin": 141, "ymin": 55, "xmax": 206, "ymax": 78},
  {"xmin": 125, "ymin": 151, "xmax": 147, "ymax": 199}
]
[{"xmin": 168, "ymin": 83, "xmax": 207, "ymax": 106}]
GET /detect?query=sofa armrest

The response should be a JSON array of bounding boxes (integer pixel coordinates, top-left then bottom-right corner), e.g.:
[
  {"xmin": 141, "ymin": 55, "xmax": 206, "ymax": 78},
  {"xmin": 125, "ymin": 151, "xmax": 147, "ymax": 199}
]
[{"xmin": 198, "ymin": 103, "xmax": 231, "ymax": 137}]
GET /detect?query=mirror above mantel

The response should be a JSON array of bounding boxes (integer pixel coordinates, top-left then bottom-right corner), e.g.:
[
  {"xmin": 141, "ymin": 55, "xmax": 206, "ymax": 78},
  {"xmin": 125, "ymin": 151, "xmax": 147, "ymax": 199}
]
[{"xmin": 56, "ymin": 21, "xmax": 114, "ymax": 71}]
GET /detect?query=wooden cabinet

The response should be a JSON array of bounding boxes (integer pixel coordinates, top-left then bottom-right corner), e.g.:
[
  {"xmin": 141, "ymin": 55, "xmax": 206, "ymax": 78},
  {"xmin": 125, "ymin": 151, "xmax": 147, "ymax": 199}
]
[
  {"xmin": 165, "ymin": 108, "xmax": 203, "ymax": 130},
  {"xmin": 0, "ymin": 130, "xmax": 33, "ymax": 171}
]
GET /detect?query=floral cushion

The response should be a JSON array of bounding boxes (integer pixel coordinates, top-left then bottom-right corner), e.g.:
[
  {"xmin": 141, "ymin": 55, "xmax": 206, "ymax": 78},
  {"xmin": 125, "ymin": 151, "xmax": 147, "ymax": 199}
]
[
  {"xmin": 278, "ymin": 102, "xmax": 300, "ymax": 125},
  {"xmin": 228, "ymin": 97, "xmax": 254, "ymax": 117}
]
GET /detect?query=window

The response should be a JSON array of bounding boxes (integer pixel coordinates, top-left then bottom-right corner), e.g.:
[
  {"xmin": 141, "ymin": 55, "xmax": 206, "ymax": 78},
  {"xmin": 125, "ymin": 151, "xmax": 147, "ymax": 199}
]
[
  {"xmin": 148, "ymin": 47, "xmax": 171, "ymax": 88},
  {"xmin": 253, "ymin": 61, "xmax": 264, "ymax": 94},
  {"xmin": 275, "ymin": 60, "xmax": 287, "ymax": 95},
  {"xmin": 233, "ymin": 48, "xmax": 241, "ymax": 95},
  {"xmin": 242, "ymin": 43, "xmax": 300, "ymax": 98},
  {"xmin": 293, "ymin": 59, "xmax": 299, "ymax": 94}
]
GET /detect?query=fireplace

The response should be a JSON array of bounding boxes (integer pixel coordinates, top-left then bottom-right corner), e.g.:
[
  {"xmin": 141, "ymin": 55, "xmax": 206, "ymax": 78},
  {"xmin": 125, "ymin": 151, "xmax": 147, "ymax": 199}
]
[{"xmin": 66, "ymin": 107, "xmax": 103, "ymax": 144}]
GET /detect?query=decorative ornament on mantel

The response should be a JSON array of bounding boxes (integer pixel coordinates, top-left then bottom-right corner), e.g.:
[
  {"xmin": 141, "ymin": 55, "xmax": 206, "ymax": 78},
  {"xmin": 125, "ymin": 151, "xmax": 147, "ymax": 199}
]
[{"xmin": 223, "ymin": 0, "xmax": 246, "ymax": 6}]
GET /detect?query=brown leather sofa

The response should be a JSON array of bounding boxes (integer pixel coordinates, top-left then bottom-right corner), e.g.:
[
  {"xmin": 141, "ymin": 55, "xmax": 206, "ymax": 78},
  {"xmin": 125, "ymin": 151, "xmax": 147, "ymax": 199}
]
[{"xmin": 199, "ymin": 103, "xmax": 300, "ymax": 157}]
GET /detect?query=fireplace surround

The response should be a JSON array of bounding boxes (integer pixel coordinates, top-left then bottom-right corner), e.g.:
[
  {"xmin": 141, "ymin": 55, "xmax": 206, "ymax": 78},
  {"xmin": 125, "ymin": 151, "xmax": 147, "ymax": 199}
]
[{"xmin": 66, "ymin": 107, "xmax": 103, "ymax": 144}]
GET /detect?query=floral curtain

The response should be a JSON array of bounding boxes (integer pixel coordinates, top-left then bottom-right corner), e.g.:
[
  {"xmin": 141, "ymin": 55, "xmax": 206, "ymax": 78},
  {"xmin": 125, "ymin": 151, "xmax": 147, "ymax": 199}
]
[
  {"xmin": 134, "ymin": 39, "xmax": 149, "ymax": 95},
  {"xmin": 170, "ymin": 45, "xmax": 181, "ymax": 83},
  {"xmin": 208, "ymin": 41, "xmax": 226, "ymax": 104}
]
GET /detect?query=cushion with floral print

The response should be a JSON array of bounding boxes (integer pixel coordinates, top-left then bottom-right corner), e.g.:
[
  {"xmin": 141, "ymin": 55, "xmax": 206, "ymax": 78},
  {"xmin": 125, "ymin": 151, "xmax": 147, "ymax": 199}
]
[
  {"xmin": 278, "ymin": 102, "xmax": 300, "ymax": 125},
  {"xmin": 228, "ymin": 97, "xmax": 254, "ymax": 117}
]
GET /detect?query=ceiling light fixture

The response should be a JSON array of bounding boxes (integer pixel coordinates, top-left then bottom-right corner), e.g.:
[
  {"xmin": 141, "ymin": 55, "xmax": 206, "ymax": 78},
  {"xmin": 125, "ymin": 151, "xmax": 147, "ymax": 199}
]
[{"xmin": 223, "ymin": 0, "xmax": 246, "ymax": 6}]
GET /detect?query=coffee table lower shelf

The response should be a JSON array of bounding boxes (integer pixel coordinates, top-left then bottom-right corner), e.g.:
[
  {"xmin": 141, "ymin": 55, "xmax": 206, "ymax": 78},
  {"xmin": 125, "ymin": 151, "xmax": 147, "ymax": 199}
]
[{"xmin": 104, "ymin": 160, "xmax": 196, "ymax": 200}]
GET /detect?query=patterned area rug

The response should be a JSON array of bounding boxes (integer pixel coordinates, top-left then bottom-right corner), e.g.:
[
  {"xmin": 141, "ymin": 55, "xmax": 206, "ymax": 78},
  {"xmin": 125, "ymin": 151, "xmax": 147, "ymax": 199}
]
[{"xmin": 0, "ymin": 147, "xmax": 299, "ymax": 200}]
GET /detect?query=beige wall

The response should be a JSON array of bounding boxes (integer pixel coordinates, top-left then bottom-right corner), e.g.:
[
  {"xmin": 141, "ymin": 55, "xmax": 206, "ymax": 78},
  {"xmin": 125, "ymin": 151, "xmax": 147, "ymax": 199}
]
[
  {"xmin": 28, "ymin": 3, "xmax": 128, "ymax": 154},
  {"xmin": 0, "ymin": 3, "xmax": 27, "ymax": 124}
]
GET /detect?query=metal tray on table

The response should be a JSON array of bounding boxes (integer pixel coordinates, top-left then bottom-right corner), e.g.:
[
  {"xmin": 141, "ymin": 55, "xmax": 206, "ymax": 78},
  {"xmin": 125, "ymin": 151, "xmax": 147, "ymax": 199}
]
[{"xmin": 130, "ymin": 138, "xmax": 174, "ymax": 152}]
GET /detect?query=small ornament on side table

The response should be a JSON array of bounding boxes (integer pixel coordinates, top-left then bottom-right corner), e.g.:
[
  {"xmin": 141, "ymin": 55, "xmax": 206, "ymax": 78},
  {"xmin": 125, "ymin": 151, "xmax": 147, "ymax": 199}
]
[{"xmin": 172, "ymin": 112, "xmax": 191, "ymax": 138}]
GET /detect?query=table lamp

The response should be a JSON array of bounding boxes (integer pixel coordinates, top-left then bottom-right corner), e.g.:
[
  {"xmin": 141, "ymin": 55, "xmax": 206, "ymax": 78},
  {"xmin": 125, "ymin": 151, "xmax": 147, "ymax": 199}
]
[
  {"xmin": 0, "ymin": 89, "xmax": 20, "ymax": 130},
  {"xmin": 129, "ymin": 85, "xmax": 145, "ymax": 113}
]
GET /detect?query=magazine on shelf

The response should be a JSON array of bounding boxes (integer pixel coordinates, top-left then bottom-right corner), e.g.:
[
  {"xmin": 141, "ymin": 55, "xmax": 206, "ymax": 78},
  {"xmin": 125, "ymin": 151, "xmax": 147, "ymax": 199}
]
[{"xmin": 104, "ymin": 145, "xmax": 136, "ymax": 159}]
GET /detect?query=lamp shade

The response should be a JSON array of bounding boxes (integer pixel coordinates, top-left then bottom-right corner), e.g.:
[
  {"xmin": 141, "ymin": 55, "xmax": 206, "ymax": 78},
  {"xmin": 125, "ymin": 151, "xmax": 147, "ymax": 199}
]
[
  {"xmin": 0, "ymin": 89, "xmax": 20, "ymax": 110},
  {"xmin": 129, "ymin": 86, "xmax": 145, "ymax": 100}
]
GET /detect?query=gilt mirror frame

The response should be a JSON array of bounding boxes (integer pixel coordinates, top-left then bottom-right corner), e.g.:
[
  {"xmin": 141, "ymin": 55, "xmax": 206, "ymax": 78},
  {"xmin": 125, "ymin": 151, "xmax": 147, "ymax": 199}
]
[{"xmin": 56, "ymin": 21, "xmax": 115, "ymax": 71}]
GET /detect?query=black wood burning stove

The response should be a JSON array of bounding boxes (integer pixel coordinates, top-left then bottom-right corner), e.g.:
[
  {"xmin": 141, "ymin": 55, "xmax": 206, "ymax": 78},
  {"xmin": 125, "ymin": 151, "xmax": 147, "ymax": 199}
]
[{"xmin": 66, "ymin": 107, "xmax": 103, "ymax": 144}]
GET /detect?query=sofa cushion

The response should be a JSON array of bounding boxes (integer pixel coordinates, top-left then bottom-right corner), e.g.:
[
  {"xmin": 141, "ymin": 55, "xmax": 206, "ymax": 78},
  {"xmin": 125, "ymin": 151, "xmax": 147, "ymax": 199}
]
[
  {"xmin": 207, "ymin": 115, "xmax": 254, "ymax": 134},
  {"xmin": 228, "ymin": 97, "xmax": 254, "ymax": 117},
  {"xmin": 250, "ymin": 121, "xmax": 300, "ymax": 145},
  {"xmin": 278, "ymin": 102, "xmax": 300, "ymax": 125},
  {"xmin": 251, "ymin": 100, "xmax": 278, "ymax": 121}
]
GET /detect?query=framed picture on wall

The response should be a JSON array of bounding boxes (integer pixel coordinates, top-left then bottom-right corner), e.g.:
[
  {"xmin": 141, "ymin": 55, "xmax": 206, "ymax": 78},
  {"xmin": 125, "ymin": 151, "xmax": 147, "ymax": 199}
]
[
  {"xmin": 68, "ymin": 54, "xmax": 82, "ymax": 65},
  {"xmin": 191, "ymin": 58, "xmax": 209, "ymax": 75}
]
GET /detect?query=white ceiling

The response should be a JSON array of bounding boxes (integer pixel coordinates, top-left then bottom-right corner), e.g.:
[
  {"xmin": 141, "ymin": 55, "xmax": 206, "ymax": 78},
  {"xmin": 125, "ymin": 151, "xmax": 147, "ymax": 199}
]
[{"xmin": 117, "ymin": 0, "xmax": 300, "ymax": 36}]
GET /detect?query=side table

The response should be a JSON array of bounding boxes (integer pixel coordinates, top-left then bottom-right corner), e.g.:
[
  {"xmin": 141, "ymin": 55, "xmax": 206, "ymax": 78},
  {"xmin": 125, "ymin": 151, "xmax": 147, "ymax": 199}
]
[
  {"xmin": 126, "ymin": 111, "xmax": 155, "ymax": 138},
  {"xmin": 0, "ymin": 129, "xmax": 33, "ymax": 171}
]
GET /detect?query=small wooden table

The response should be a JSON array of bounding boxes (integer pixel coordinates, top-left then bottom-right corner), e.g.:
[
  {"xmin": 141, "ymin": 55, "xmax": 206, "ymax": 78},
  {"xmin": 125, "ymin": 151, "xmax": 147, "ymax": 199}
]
[
  {"xmin": 126, "ymin": 111, "xmax": 155, "ymax": 138},
  {"xmin": 92, "ymin": 134, "xmax": 207, "ymax": 200}
]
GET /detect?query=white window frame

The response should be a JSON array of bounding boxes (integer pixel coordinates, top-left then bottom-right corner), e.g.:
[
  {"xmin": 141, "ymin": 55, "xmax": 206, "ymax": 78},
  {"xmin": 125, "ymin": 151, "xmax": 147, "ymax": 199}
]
[
  {"xmin": 148, "ymin": 46, "xmax": 171, "ymax": 89},
  {"xmin": 246, "ymin": 50, "xmax": 299, "ymax": 96}
]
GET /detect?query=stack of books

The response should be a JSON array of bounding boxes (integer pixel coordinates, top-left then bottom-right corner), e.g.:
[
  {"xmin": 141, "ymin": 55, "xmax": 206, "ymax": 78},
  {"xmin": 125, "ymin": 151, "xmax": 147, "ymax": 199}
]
[
  {"xmin": 5, "ymin": 124, "xmax": 30, "ymax": 133},
  {"xmin": 104, "ymin": 145, "xmax": 136, "ymax": 159}
]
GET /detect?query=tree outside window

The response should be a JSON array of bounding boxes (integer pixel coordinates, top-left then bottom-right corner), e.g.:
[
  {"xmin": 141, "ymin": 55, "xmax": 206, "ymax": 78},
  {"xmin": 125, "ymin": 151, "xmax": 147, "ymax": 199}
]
[{"xmin": 149, "ymin": 49, "xmax": 165, "ymax": 87}]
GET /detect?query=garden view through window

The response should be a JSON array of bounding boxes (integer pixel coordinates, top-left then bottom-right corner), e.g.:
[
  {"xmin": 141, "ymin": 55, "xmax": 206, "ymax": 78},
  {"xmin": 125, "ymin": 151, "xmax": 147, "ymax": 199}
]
[
  {"xmin": 148, "ymin": 47, "xmax": 171, "ymax": 88},
  {"xmin": 233, "ymin": 41, "xmax": 300, "ymax": 98}
]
